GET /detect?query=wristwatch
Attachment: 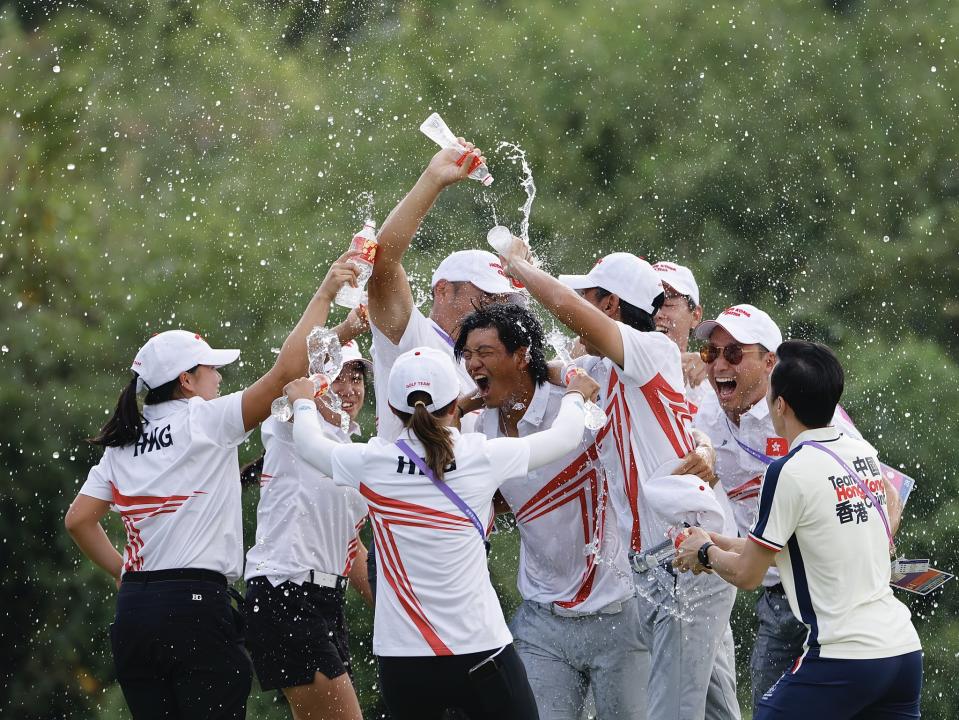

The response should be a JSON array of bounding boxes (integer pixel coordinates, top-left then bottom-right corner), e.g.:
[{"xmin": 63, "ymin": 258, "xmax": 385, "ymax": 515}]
[{"xmin": 697, "ymin": 541, "xmax": 715, "ymax": 570}]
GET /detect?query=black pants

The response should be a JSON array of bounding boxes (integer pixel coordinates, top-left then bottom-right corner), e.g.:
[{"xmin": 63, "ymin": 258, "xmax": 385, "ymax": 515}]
[
  {"xmin": 377, "ymin": 645, "xmax": 540, "ymax": 720},
  {"xmin": 111, "ymin": 570, "xmax": 253, "ymax": 720}
]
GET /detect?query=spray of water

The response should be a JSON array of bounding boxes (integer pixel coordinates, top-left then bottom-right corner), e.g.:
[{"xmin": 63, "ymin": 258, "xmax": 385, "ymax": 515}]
[{"xmin": 496, "ymin": 141, "xmax": 536, "ymax": 243}]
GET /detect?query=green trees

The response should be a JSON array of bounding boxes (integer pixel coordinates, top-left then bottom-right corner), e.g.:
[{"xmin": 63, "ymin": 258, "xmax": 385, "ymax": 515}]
[{"xmin": 1, "ymin": 0, "xmax": 956, "ymax": 716}]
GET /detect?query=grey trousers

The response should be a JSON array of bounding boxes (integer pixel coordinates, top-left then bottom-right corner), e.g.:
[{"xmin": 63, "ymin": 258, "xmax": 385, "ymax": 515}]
[
  {"xmin": 634, "ymin": 566, "xmax": 742, "ymax": 720},
  {"xmin": 510, "ymin": 597, "xmax": 649, "ymax": 720},
  {"xmin": 750, "ymin": 586, "xmax": 807, "ymax": 707}
]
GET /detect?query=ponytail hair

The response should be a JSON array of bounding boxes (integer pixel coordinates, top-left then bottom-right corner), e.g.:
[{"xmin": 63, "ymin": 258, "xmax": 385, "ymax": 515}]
[
  {"xmin": 88, "ymin": 376, "xmax": 143, "ymax": 448},
  {"xmin": 392, "ymin": 391, "xmax": 456, "ymax": 480}
]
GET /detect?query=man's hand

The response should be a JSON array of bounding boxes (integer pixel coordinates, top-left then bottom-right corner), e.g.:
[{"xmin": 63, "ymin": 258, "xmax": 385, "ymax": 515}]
[
  {"xmin": 284, "ymin": 378, "xmax": 317, "ymax": 404},
  {"xmin": 317, "ymin": 249, "xmax": 362, "ymax": 303},
  {"xmin": 424, "ymin": 139, "xmax": 486, "ymax": 189},
  {"xmin": 682, "ymin": 351, "xmax": 708, "ymax": 388},
  {"xmin": 498, "ymin": 235, "xmax": 534, "ymax": 277},
  {"xmin": 674, "ymin": 526, "xmax": 711, "ymax": 573},
  {"xmin": 673, "ymin": 448, "xmax": 718, "ymax": 487},
  {"xmin": 566, "ymin": 369, "xmax": 600, "ymax": 403}
]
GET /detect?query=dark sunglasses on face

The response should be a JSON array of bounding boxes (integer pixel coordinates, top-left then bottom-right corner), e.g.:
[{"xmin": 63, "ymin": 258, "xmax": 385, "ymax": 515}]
[{"xmin": 699, "ymin": 343, "xmax": 765, "ymax": 365}]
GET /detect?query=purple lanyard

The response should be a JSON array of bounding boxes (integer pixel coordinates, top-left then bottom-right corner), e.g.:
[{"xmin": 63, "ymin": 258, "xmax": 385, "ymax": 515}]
[
  {"xmin": 395, "ymin": 439, "xmax": 487, "ymax": 542},
  {"xmin": 798, "ymin": 440, "xmax": 895, "ymax": 548},
  {"xmin": 725, "ymin": 418, "xmax": 775, "ymax": 465},
  {"xmin": 431, "ymin": 322, "xmax": 455, "ymax": 349}
]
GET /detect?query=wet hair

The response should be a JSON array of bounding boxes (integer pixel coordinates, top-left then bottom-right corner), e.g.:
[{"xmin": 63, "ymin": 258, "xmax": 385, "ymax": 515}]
[
  {"xmin": 240, "ymin": 454, "xmax": 265, "ymax": 489},
  {"xmin": 770, "ymin": 340, "xmax": 844, "ymax": 428},
  {"xmin": 88, "ymin": 366, "xmax": 198, "ymax": 448},
  {"xmin": 391, "ymin": 391, "xmax": 456, "ymax": 480},
  {"xmin": 594, "ymin": 287, "xmax": 665, "ymax": 333},
  {"xmin": 453, "ymin": 303, "xmax": 549, "ymax": 386}
]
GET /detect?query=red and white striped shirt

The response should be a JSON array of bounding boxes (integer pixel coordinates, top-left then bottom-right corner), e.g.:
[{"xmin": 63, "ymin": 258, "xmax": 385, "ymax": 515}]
[
  {"xmin": 478, "ymin": 382, "xmax": 634, "ymax": 613},
  {"xmin": 330, "ymin": 428, "xmax": 527, "ymax": 656},
  {"xmin": 80, "ymin": 392, "xmax": 251, "ymax": 580},
  {"xmin": 244, "ymin": 414, "xmax": 367, "ymax": 585}
]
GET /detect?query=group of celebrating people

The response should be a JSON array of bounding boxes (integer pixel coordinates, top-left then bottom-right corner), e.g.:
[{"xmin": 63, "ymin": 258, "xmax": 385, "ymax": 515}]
[{"xmin": 65, "ymin": 139, "xmax": 923, "ymax": 720}]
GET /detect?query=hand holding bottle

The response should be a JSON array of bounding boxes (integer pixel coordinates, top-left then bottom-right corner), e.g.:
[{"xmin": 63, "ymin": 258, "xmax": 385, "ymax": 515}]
[{"xmin": 420, "ymin": 113, "xmax": 492, "ymax": 187}]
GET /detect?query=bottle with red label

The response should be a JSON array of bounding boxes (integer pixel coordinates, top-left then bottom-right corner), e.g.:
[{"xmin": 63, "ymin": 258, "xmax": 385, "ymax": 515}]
[
  {"xmin": 270, "ymin": 373, "xmax": 331, "ymax": 423},
  {"xmin": 335, "ymin": 220, "xmax": 377, "ymax": 308}
]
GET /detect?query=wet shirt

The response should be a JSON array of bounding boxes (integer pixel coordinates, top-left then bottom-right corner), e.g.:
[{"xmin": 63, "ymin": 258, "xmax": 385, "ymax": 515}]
[
  {"xmin": 478, "ymin": 382, "xmax": 634, "ymax": 613},
  {"xmin": 370, "ymin": 306, "xmax": 478, "ymax": 441},
  {"xmin": 330, "ymin": 428, "xmax": 528, "ymax": 656},
  {"xmin": 80, "ymin": 392, "xmax": 251, "ymax": 580},
  {"xmin": 244, "ymin": 414, "xmax": 368, "ymax": 585},
  {"xmin": 749, "ymin": 427, "xmax": 921, "ymax": 660}
]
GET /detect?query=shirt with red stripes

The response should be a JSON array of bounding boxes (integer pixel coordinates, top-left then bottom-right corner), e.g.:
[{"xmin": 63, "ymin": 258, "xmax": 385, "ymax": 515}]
[
  {"xmin": 478, "ymin": 382, "xmax": 634, "ymax": 613},
  {"xmin": 80, "ymin": 392, "xmax": 251, "ymax": 580},
  {"xmin": 329, "ymin": 428, "xmax": 528, "ymax": 657},
  {"xmin": 574, "ymin": 323, "xmax": 704, "ymax": 553},
  {"xmin": 244, "ymin": 414, "xmax": 367, "ymax": 586}
]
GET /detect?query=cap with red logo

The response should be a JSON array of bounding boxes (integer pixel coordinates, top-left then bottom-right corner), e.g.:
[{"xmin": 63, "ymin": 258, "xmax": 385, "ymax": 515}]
[
  {"xmin": 387, "ymin": 346, "xmax": 460, "ymax": 414},
  {"xmin": 431, "ymin": 250, "xmax": 514, "ymax": 295},
  {"xmin": 131, "ymin": 330, "xmax": 240, "ymax": 392},
  {"xmin": 558, "ymin": 252, "xmax": 664, "ymax": 314},
  {"xmin": 651, "ymin": 261, "xmax": 700, "ymax": 306},
  {"xmin": 693, "ymin": 304, "xmax": 782, "ymax": 351}
]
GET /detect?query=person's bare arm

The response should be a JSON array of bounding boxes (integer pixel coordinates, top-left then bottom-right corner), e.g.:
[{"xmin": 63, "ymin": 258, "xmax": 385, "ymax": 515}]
[
  {"xmin": 368, "ymin": 141, "xmax": 486, "ymax": 343},
  {"xmin": 504, "ymin": 254, "xmax": 626, "ymax": 367},
  {"xmin": 675, "ymin": 526, "xmax": 775, "ymax": 590},
  {"xmin": 240, "ymin": 251, "xmax": 359, "ymax": 431},
  {"xmin": 333, "ymin": 304, "xmax": 371, "ymax": 346},
  {"xmin": 65, "ymin": 494, "xmax": 123, "ymax": 587},
  {"xmin": 348, "ymin": 540, "xmax": 374, "ymax": 608},
  {"xmin": 882, "ymin": 473, "xmax": 903, "ymax": 537}
]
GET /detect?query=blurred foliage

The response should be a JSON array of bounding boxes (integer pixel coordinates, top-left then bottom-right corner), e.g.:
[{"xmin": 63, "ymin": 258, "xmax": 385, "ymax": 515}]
[{"xmin": 1, "ymin": 0, "xmax": 957, "ymax": 717}]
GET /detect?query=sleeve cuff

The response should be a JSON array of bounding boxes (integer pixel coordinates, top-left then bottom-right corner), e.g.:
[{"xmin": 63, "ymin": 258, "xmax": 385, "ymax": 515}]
[
  {"xmin": 748, "ymin": 533, "xmax": 783, "ymax": 552},
  {"xmin": 293, "ymin": 398, "xmax": 316, "ymax": 413}
]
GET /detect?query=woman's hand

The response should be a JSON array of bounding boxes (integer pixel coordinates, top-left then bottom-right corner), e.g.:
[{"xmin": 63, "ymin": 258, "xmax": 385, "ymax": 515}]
[
  {"xmin": 424, "ymin": 138, "xmax": 486, "ymax": 189},
  {"xmin": 284, "ymin": 378, "xmax": 317, "ymax": 404}
]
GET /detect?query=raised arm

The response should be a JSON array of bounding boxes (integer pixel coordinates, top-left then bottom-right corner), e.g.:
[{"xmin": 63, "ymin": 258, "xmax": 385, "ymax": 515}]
[
  {"xmin": 367, "ymin": 141, "xmax": 486, "ymax": 343},
  {"xmin": 240, "ymin": 251, "xmax": 360, "ymax": 431},
  {"xmin": 503, "ymin": 252, "xmax": 626, "ymax": 367}
]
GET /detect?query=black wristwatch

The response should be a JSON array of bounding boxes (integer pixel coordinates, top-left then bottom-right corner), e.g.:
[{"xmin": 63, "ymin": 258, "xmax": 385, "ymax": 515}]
[{"xmin": 697, "ymin": 541, "xmax": 715, "ymax": 570}]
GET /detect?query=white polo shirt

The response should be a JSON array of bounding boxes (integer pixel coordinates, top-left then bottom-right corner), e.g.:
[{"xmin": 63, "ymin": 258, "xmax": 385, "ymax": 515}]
[
  {"xmin": 478, "ymin": 382, "xmax": 634, "ymax": 613},
  {"xmin": 576, "ymin": 323, "xmax": 722, "ymax": 552},
  {"xmin": 370, "ymin": 306, "xmax": 478, "ymax": 441},
  {"xmin": 80, "ymin": 392, "xmax": 251, "ymax": 580},
  {"xmin": 244, "ymin": 414, "xmax": 368, "ymax": 585},
  {"xmin": 330, "ymin": 428, "xmax": 527, "ymax": 656},
  {"xmin": 694, "ymin": 395, "xmax": 860, "ymax": 586},
  {"xmin": 749, "ymin": 427, "xmax": 921, "ymax": 661}
]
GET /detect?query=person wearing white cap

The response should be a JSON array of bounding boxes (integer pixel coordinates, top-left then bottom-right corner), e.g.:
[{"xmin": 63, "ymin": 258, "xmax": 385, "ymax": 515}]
[
  {"xmin": 690, "ymin": 304, "xmax": 863, "ymax": 709},
  {"xmin": 242, "ymin": 338, "xmax": 373, "ymax": 720},
  {"xmin": 64, "ymin": 254, "xmax": 363, "ymax": 720},
  {"xmin": 284, "ymin": 346, "xmax": 599, "ymax": 720},
  {"xmin": 497, "ymin": 246, "xmax": 737, "ymax": 720}
]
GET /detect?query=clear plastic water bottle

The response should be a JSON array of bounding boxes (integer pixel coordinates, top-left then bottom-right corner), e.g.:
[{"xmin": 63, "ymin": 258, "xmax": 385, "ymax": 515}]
[
  {"xmin": 271, "ymin": 373, "xmax": 331, "ymax": 422},
  {"xmin": 486, "ymin": 225, "xmax": 514, "ymax": 255},
  {"xmin": 419, "ymin": 113, "xmax": 494, "ymax": 186},
  {"xmin": 334, "ymin": 220, "xmax": 377, "ymax": 308}
]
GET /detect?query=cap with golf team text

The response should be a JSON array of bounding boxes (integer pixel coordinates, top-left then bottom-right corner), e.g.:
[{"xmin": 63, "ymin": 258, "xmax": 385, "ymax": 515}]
[
  {"xmin": 652, "ymin": 261, "xmax": 700, "ymax": 306},
  {"xmin": 388, "ymin": 346, "xmax": 460, "ymax": 413},
  {"xmin": 558, "ymin": 253, "xmax": 664, "ymax": 314},
  {"xmin": 131, "ymin": 330, "xmax": 240, "ymax": 392},
  {"xmin": 341, "ymin": 340, "xmax": 373, "ymax": 371},
  {"xmin": 693, "ymin": 304, "xmax": 782, "ymax": 352},
  {"xmin": 431, "ymin": 250, "xmax": 514, "ymax": 296}
]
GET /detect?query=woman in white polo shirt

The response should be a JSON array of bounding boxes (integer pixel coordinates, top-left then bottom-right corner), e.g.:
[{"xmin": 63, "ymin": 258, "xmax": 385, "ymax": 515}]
[
  {"xmin": 63, "ymin": 256, "xmax": 361, "ymax": 720},
  {"xmin": 284, "ymin": 346, "xmax": 596, "ymax": 720},
  {"xmin": 243, "ymin": 340, "xmax": 372, "ymax": 720}
]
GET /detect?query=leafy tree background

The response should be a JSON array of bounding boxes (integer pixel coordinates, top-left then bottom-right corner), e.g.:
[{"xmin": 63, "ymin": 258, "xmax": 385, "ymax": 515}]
[{"xmin": 1, "ymin": 0, "xmax": 957, "ymax": 717}]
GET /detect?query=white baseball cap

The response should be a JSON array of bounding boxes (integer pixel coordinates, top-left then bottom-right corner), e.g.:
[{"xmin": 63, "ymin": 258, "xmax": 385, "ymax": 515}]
[
  {"xmin": 131, "ymin": 330, "xmax": 240, "ymax": 392},
  {"xmin": 340, "ymin": 340, "xmax": 372, "ymax": 371},
  {"xmin": 694, "ymin": 304, "xmax": 782, "ymax": 351},
  {"xmin": 431, "ymin": 249, "xmax": 514, "ymax": 295},
  {"xmin": 558, "ymin": 253, "xmax": 664, "ymax": 314},
  {"xmin": 651, "ymin": 261, "xmax": 700, "ymax": 306},
  {"xmin": 388, "ymin": 346, "xmax": 460, "ymax": 413}
]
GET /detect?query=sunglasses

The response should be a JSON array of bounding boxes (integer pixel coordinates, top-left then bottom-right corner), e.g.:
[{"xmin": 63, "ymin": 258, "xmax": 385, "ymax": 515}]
[{"xmin": 699, "ymin": 344, "xmax": 765, "ymax": 365}]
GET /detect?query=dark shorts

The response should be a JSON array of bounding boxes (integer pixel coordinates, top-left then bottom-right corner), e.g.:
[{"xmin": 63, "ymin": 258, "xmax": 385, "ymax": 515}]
[
  {"xmin": 755, "ymin": 650, "xmax": 923, "ymax": 720},
  {"xmin": 244, "ymin": 576, "xmax": 352, "ymax": 691}
]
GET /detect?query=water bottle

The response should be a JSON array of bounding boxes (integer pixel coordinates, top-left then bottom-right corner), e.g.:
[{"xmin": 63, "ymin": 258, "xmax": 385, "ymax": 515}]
[
  {"xmin": 487, "ymin": 225, "xmax": 527, "ymax": 290},
  {"xmin": 270, "ymin": 373, "xmax": 331, "ymax": 422},
  {"xmin": 419, "ymin": 113, "xmax": 494, "ymax": 186},
  {"xmin": 565, "ymin": 366, "xmax": 609, "ymax": 430},
  {"xmin": 334, "ymin": 220, "xmax": 377, "ymax": 308}
]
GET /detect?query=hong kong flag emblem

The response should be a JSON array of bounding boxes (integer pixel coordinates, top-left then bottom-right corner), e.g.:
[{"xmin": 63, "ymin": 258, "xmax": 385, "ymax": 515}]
[{"xmin": 766, "ymin": 437, "xmax": 787, "ymax": 457}]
